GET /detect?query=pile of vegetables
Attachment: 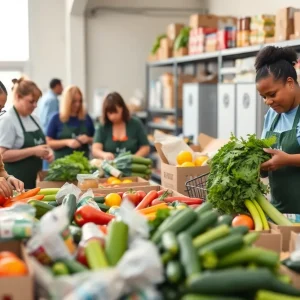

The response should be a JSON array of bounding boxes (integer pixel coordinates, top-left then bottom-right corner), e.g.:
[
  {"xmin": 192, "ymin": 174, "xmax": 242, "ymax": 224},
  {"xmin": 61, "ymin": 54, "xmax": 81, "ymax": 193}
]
[
  {"xmin": 45, "ymin": 152, "xmax": 96, "ymax": 182},
  {"xmin": 151, "ymin": 203, "xmax": 300, "ymax": 299},
  {"xmin": 207, "ymin": 134, "xmax": 292, "ymax": 229}
]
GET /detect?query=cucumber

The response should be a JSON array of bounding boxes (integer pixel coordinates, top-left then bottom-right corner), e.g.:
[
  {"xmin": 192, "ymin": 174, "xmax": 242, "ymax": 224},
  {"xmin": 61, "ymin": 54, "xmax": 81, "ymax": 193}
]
[
  {"xmin": 243, "ymin": 232, "xmax": 260, "ymax": 246},
  {"xmin": 193, "ymin": 224, "xmax": 230, "ymax": 249},
  {"xmin": 45, "ymin": 201, "xmax": 58, "ymax": 207},
  {"xmin": 85, "ymin": 239, "xmax": 108, "ymax": 270},
  {"xmin": 62, "ymin": 194, "xmax": 77, "ymax": 223},
  {"xmin": 152, "ymin": 208, "xmax": 197, "ymax": 244},
  {"xmin": 94, "ymin": 196, "xmax": 105, "ymax": 203},
  {"xmin": 28, "ymin": 200, "xmax": 53, "ymax": 219},
  {"xmin": 69, "ymin": 225, "xmax": 82, "ymax": 244},
  {"xmin": 184, "ymin": 210, "xmax": 219, "ymax": 238},
  {"xmin": 42, "ymin": 194, "xmax": 56, "ymax": 202},
  {"xmin": 182, "ymin": 295, "xmax": 245, "ymax": 300},
  {"xmin": 161, "ymin": 231, "xmax": 179, "ymax": 255},
  {"xmin": 38, "ymin": 188, "xmax": 59, "ymax": 196},
  {"xmin": 52, "ymin": 262, "xmax": 69, "ymax": 276},
  {"xmin": 178, "ymin": 232, "xmax": 201, "ymax": 277},
  {"xmin": 166, "ymin": 260, "xmax": 183, "ymax": 284},
  {"xmin": 56, "ymin": 258, "xmax": 88, "ymax": 274},
  {"xmin": 159, "ymin": 210, "xmax": 183, "ymax": 232},
  {"xmin": 218, "ymin": 247, "xmax": 279, "ymax": 269},
  {"xmin": 217, "ymin": 215, "xmax": 233, "ymax": 226},
  {"xmin": 161, "ymin": 251, "xmax": 174, "ymax": 265},
  {"xmin": 97, "ymin": 203, "xmax": 110, "ymax": 212},
  {"xmin": 105, "ymin": 221, "xmax": 129, "ymax": 266},
  {"xmin": 229, "ymin": 226, "xmax": 249, "ymax": 236},
  {"xmin": 195, "ymin": 202, "xmax": 213, "ymax": 216},
  {"xmin": 256, "ymin": 290, "xmax": 300, "ymax": 300}
]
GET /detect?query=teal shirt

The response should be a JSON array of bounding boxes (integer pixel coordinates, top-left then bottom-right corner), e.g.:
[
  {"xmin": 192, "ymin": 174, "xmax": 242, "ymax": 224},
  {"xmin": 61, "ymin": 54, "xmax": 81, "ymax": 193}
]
[
  {"xmin": 94, "ymin": 117, "xmax": 149, "ymax": 155},
  {"xmin": 261, "ymin": 106, "xmax": 300, "ymax": 145}
]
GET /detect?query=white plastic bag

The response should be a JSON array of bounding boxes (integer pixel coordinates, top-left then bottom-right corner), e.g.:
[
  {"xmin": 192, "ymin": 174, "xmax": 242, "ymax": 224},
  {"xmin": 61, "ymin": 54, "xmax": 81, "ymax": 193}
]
[{"xmin": 56, "ymin": 183, "xmax": 81, "ymax": 204}]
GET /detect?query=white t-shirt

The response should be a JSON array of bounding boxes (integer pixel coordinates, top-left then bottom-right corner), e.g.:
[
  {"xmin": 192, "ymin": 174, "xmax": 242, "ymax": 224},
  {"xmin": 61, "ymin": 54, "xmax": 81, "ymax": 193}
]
[{"xmin": 0, "ymin": 107, "xmax": 42, "ymax": 149}]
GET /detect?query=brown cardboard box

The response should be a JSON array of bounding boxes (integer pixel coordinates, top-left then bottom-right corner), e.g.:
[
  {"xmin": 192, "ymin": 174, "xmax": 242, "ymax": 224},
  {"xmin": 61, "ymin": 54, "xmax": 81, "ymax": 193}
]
[
  {"xmin": 265, "ymin": 37, "xmax": 275, "ymax": 43},
  {"xmin": 173, "ymin": 47, "xmax": 188, "ymax": 57},
  {"xmin": 155, "ymin": 133, "xmax": 228, "ymax": 195},
  {"xmin": 269, "ymin": 222, "xmax": 300, "ymax": 251},
  {"xmin": 158, "ymin": 47, "xmax": 172, "ymax": 60},
  {"xmin": 289, "ymin": 231, "xmax": 300, "ymax": 252},
  {"xmin": 294, "ymin": 11, "xmax": 300, "ymax": 37},
  {"xmin": 167, "ymin": 23, "xmax": 184, "ymax": 41},
  {"xmin": 0, "ymin": 241, "xmax": 34, "ymax": 300},
  {"xmin": 36, "ymin": 171, "xmax": 77, "ymax": 188},
  {"xmin": 148, "ymin": 53, "xmax": 158, "ymax": 62},
  {"xmin": 280, "ymin": 265, "xmax": 300, "ymax": 289},
  {"xmin": 275, "ymin": 7, "xmax": 300, "ymax": 41},
  {"xmin": 189, "ymin": 14, "xmax": 236, "ymax": 30},
  {"xmin": 252, "ymin": 229, "xmax": 282, "ymax": 253}
]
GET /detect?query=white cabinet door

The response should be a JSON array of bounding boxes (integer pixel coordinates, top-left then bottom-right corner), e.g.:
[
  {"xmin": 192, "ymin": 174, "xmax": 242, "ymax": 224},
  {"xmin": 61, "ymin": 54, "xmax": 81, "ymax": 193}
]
[
  {"xmin": 217, "ymin": 84, "xmax": 235, "ymax": 139},
  {"xmin": 236, "ymin": 84, "xmax": 257, "ymax": 139}
]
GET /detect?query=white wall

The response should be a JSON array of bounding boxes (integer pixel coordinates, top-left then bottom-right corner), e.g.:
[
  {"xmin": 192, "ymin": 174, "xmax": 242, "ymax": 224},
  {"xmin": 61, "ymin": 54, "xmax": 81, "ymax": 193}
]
[
  {"xmin": 86, "ymin": 0, "xmax": 206, "ymax": 108},
  {"xmin": 28, "ymin": 0, "xmax": 66, "ymax": 93},
  {"xmin": 208, "ymin": 0, "xmax": 300, "ymax": 16}
]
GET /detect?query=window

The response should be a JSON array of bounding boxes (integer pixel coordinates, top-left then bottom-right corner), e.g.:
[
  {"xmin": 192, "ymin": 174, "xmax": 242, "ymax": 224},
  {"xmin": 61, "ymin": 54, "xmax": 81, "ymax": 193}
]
[{"xmin": 0, "ymin": 0, "xmax": 29, "ymax": 61}]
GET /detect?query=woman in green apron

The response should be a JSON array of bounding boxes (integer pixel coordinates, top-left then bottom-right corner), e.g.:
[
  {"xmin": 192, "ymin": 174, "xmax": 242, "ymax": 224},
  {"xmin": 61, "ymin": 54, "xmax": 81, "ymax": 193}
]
[
  {"xmin": 46, "ymin": 85, "xmax": 95, "ymax": 159},
  {"xmin": 92, "ymin": 92, "xmax": 150, "ymax": 160},
  {"xmin": 256, "ymin": 46, "xmax": 300, "ymax": 214},
  {"xmin": 0, "ymin": 78, "xmax": 54, "ymax": 189}
]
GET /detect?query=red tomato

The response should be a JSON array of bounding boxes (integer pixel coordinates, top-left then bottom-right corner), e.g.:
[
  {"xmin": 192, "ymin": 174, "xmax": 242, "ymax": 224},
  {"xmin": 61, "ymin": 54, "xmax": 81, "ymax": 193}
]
[
  {"xmin": 136, "ymin": 191, "xmax": 147, "ymax": 201},
  {"xmin": 0, "ymin": 195, "xmax": 7, "ymax": 206},
  {"xmin": 232, "ymin": 214, "xmax": 254, "ymax": 230},
  {"xmin": 122, "ymin": 191, "xmax": 140, "ymax": 206}
]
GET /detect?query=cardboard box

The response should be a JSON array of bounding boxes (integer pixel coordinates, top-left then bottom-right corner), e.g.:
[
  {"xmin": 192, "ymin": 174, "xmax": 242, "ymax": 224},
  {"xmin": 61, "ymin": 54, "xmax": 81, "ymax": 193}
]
[
  {"xmin": 148, "ymin": 53, "xmax": 158, "ymax": 62},
  {"xmin": 173, "ymin": 47, "xmax": 188, "ymax": 57},
  {"xmin": 269, "ymin": 222, "xmax": 300, "ymax": 251},
  {"xmin": 155, "ymin": 133, "xmax": 228, "ymax": 195},
  {"xmin": 167, "ymin": 23, "xmax": 184, "ymax": 41},
  {"xmin": 36, "ymin": 171, "xmax": 77, "ymax": 188},
  {"xmin": 252, "ymin": 229, "xmax": 282, "ymax": 253},
  {"xmin": 0, "ymin": 241, "xmax": 34, "ymax": 300},
  {"xmin": 289, "ymin": 230, "xmax": 300, "ymax": 252},
  {"xmin": 189, "ymin": 14, "xmax": 236, "ymax": 30},
  {"xmin": 294, "ymin": 11, "xmax": 300, "ymax": 37},
  {"xmin": 158, "ymin": 46, "xmax": 172, "ymax": 60},
  {"xmin": 280, "ymin": 265, "xmax": 300, "ymax": 289},
  {"xmin": 275, "ymin": 7, "xmax": 300, "ymax": 41}
]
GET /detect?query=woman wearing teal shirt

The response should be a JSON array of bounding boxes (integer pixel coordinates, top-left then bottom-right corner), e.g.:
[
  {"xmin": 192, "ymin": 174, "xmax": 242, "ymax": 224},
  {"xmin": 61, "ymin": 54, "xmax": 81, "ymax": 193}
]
[
  {"xmin": 92, "ymin": 92, "xmax": 150, "ymax": 160},
  {"xmin": 256, "ymin": 46, "xmax": 300, "ymax": 214}
]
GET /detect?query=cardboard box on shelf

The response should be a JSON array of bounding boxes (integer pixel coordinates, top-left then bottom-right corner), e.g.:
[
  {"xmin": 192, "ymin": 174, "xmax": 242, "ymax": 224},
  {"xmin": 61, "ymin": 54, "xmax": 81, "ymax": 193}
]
[
  {"xmin": 269, "ymin": 222, "xmax": 300, "ymax": 252},
  {"xmin": 155, "ymin": 133, "xmax": 228, "ymax": 195},
  {"xmin": 189, "ymin": 14, "xmax": 236, "ymax": 30},
  {"xmin": 265, "ymin": 37, "xmax": 275, "ymax": 43},
  {"xmin": 252, "ymin": 229, "xmax": 282, "ymax": 253},
  {"xmin": 0, "ymin": 241, "xmax": 34, "ymax": 300},
  {"xmin": 294, "ymin": 11, "xmax": 300, "ymax": 38},
  {"xmin": 36, "ymin": 171, "xmax": 76, "ymax": 188},
  {"xmin": 148, "ymin": 53, "xmax": 158, "ymax": 62},
  {"xmin": 275, "ymin": 7, "xmax": 300, "ymax": 42},
  {"xmin": 173, "ymin": 47, "xmax": 188, "ymax": 57},
  {"xmin": 167, "ymin": 23, "xmax": 185, "ymax": 41}
]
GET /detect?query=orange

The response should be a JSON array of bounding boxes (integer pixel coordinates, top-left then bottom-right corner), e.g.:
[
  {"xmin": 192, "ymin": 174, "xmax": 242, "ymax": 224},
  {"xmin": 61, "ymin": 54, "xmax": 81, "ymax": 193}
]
[
  {"xmin": 111, "ymin": 179, "xmax": 122, "ymax": 185},
  {"xmin": 0, "ymin": 251, "xmax": 18, "ymax": 260},
  {"xmin": 194, "ymin": 156, "xmax": 209, "ymax": 166},
  {"xmin": 0, "ymin": 257, "xmax": 28, "ymax": 276},
  {"xmin": 107, "ymin": 177, "xmax": 118, "ymax": 184},
  {"xmin": 176, "ymin": 151, "xmax": 193, "ymax": 165},
  {"xmin": 180, "ymin": 162, "xmax": 195, "ymax": 167},
  {"xmin": 105, "ymin": 193, "xmax": 122, "ymax": 207},
  {"xmin": 232, "ymin": 214, "xmax": 254, "ymax": 230}
]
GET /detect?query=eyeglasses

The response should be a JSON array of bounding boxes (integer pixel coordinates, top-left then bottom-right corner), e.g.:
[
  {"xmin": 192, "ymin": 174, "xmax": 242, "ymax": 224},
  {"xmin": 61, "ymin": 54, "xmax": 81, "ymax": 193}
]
[{"xmin": 0, "ymin": 109, "xmax": 6, "ymax": 117}]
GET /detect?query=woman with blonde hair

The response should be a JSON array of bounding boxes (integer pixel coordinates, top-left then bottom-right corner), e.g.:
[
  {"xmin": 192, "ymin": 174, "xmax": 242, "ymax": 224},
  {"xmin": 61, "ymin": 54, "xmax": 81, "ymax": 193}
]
[
  {"xmin": 0, "ymin": 78, "xmax": 53, "ymax": 189},
  {"xmin": 46, "ymin": 85, "xmax": 95, "ymax": 159}
]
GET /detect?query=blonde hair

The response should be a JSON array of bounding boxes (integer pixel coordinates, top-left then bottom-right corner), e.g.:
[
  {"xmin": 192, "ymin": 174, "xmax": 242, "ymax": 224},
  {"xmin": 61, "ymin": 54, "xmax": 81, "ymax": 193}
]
[
  {"xmin": 60, "ymin": 85, "xmax": 85, "ymax": 122},
  {"xmin": 12, "ymin": 77, "xmax": 42, "ymax": 102}
]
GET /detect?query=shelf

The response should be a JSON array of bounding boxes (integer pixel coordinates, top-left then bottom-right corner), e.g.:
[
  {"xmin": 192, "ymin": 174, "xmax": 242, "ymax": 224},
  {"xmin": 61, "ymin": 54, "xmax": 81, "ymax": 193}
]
[
  {"xmin": 148, "ymin": 122, "xmax": 179, "ymax": 131},
  {"xmin": 133, "ymin": 111, "xmax": 147, "ymax": 119},
  {"xmin": 148, "ymin": 57, "xmax": 176, "ymax": 67},
  {"xmin": 148, "ymin": 108, "xmax": 180, "ymax": 115}
]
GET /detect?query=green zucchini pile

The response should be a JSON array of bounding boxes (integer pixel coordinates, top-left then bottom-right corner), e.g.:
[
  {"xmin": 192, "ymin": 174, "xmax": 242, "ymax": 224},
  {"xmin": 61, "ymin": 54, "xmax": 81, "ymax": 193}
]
[{"xmin": 151, "ymin": 203, "xmax": 300, "ymax": 300}]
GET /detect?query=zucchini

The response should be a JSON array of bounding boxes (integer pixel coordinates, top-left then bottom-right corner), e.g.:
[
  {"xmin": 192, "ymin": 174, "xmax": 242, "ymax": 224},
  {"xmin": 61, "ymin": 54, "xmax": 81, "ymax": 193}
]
[
  {"xmin": 178, "ymin": 232, "xmax": 201, "ymax": 277},
  {"xmin": 69, "ymin": 225, "xmax": 82, "ymax": 244},
  {"xmin": 94, "ymin": 196, "xmax": 105, "ymax": 203},
  {"xmin": 161, "ymin": 231, "xmax": 179, "ymax": 255},
  {"xmin": 166, "ymin": 260, "xmax": 183, "ymax": 284},
  {"xmin": 42, "ymin": 194, "xmax": 56, "ymax": 202},
  {"xmin": 256, "ymin": 290, "xmax": 300, "ymax": 300},
  {"xmin": 282, "ymin": 258, "xmax": 300, "ymax": 273},
  {"xmin": 199, "ymin": 234, "xmax": 244, "ymax": 269},
  {"xmin": 45, "ymin": 201, "xmax": 58, "ymax": 207},
  {"xmin": 217, "ymin": 215, "xmax": 233, "ymax": 226},
  {"xmin": 85, "ymin": 239, "xmax": 108, "ymax": 270},
  {"xmin": 218, "ymin": 247, "xmax": 279, "ymax": 269},
  {"xmin": 62, "ymin": 194, "xmax": 77, "ymax": 223},
  {"xmin": 28, "ymin": 200, "xmax": 53, "ymax": 219},
  {"xmin": 182, "ymin": 295, "xmax": 245, "ymax": 300},
  {"xmin": 193, "ymin": 224, "xmax": 230, "ymax": 249},
  {"xmin": 194, "ymin": 202, "xmax": 213, "ymax": 216},
  {"xmin": 184, "ymin": 210, "xmax": 219, "ymax": 238},
  {"xmin": 56, "ymin": 258, "xmax": 87, "ymax": 274},
  {"xmin": 97, "ymin": 203, "xmax": 110, "ymax": 212},
  {"xmin": 105, "ymin": 221, "xmax": 129, "ymax": 266},
  {"xmin": 161, "ymin": 251, "xmax": 174, "ymax": 265},
  {"xmin": 229, "ymin": 226, "xmax": 249, "ymax": 236},
  {"xmin": 152, "ymin": 208, "xmax": 197, "ymax": 244},
  {"xmin": 52, "ymin": 262, "xmax": 69, "ymax": 276}
]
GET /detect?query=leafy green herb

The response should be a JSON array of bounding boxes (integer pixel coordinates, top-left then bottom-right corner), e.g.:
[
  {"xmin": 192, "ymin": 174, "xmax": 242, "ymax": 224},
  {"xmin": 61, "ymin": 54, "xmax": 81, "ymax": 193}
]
[
  {"xmin": 148, "ymin": 209, "xmax": 170, "ymax": 237},
  {"xmin": 207, "ymin": 134, "xmax": 276, "ymax": 214},
  {"xmin": 45, "ymin": 152, "xmax": 96, "ymax": 182}
]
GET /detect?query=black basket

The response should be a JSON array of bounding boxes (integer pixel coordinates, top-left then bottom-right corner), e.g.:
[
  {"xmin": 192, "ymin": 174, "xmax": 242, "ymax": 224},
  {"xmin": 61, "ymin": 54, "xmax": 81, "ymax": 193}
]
[{"xmin": 185, "ymin": 172, "xmax": 209, "ymax": 200}]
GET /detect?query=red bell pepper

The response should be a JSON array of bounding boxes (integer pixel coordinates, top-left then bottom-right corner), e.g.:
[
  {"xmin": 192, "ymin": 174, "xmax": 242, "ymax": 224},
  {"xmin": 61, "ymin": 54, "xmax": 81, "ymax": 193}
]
[{"xmin": 74, "ymin": 206, "xmax": 115, "ymax": 227}]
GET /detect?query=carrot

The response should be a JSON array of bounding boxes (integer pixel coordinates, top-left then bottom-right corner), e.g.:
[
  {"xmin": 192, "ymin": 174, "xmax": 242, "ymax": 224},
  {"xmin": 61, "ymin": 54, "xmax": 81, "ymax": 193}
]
[
  {"xmin": 98, "ymin": 225, "xmax": 107, "ymax": 235},
  {"xmin": 151, "ymin": 199, "xmax": 165, "ymax": 206},
  {"xmin": 138, "ymin": 203, "xmax": 168, "ymax": 214},
  {"xmin": 12, "ymin": 188, "xmax": 40, "ymax": 201},
  {"xmin": 157, "ymin": 189, "xmax": 170, "ymax": 197},
  {"xmin": 4, "ymin": 195, "xmax": 45, "ymax": 207},
  {"xmin": 135, "ymin": 190, "xmax": 158, "ymax": 210},
  {"xmin": 162, "ymin": 197, "xmax": 203, "ymax": 204}
]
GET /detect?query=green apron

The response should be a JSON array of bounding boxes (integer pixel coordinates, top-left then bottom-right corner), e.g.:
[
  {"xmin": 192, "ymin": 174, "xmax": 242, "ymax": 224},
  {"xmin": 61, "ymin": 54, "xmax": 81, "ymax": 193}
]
[
  {"xmin": 265, "ymin": 105, "xmax": 300, "ymax": 213},
  {"xmin": 54, "ymin": 121, "xmax": 89, "ymax": 159},
  {"xmin": 5, "ymin": 107, "xmax": 45, "ymax": 189}
]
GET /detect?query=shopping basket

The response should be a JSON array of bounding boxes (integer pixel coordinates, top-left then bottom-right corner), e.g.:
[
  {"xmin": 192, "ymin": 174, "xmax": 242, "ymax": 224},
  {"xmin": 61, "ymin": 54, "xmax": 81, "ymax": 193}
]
[{"xmin": 185, "ymin": 172, "xmax": 209, "ymax": 201}]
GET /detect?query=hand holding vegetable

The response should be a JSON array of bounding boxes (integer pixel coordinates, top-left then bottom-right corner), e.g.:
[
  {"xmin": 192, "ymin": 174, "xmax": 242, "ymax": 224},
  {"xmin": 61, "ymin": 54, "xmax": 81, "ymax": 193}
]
[
  {"xmin": 261, "ymin": 148, "xmax": 291, "ymax": 171},
  {"xmin": 6, "ymin": 175, "xmax": 24, "ymax": 193},
  {"xmin": 33, "ymin": 145, "xmax": 50, "ymax": 158},
  {"xmin": 102, "ymin": 152, "xmax": 115, "ymax": 160},
  {"xmin": 0, "ymin": 177, "xmax": 12, "ymax": 198},
  {"xmin": 42, "ymin": 148, "xmax": 54, "ymax": 163}
]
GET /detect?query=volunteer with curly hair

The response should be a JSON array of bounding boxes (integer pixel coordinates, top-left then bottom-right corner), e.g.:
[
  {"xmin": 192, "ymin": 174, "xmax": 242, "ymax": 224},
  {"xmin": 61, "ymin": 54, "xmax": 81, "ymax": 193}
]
[{"xmin": 256, "ymin": 46, "xmax": 300, "ymax": 213}]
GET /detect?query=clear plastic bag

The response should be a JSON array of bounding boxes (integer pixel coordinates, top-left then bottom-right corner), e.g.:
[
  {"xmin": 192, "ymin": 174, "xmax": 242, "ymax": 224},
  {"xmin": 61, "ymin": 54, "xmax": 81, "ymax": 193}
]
[
  {"xmin": 56, "ymin": 183, "xmax": 81, "ymax": 204},
  {"xmin": 77, "ymin": 171, "xmax": 100, "ymax": 190}
]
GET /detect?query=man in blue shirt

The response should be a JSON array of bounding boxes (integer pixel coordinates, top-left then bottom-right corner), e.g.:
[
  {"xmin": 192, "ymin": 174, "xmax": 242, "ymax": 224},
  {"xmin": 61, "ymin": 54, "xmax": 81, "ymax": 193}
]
[{"xmin": 38, "ymin": 79, "xmax": 63, "ymax": 133}]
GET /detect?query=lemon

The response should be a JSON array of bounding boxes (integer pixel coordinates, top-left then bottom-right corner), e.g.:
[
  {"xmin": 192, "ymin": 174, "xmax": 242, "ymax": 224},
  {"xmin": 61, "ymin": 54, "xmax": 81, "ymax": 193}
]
[
  {"xmin": 181, "ymin": 162, "xmax": 195, "ymax": 167},
  {"xmin": 107, "ymin": 176, "xmax": 118, "ymax": 184},
  {"xmin": 176, "ymin": 151, "xmax": 193, "ymax": 165},
  {"xmin": 194, "ymin": 156, "xmax": 209, "ymax": 166},
  {"xmin": 122, "ymin": 179, "xmax": 133, "ymax": 184},
  {"xmin": 111, "ymin": 179, "xmax": 122, "ymax": 185}
]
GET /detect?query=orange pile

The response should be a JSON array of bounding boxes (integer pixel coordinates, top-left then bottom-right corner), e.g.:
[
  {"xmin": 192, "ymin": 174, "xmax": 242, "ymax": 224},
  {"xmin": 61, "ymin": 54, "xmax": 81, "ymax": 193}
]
[{"xmin": 0, "ymin": 251, "xmax": 28, "ymax": 277}]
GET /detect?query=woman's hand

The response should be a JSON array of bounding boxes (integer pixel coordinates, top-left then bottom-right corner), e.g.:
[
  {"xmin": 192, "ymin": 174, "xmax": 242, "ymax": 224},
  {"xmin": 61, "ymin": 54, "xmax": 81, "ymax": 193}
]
[
  {"xmin": 42, "ymin": 149, "xmax": 54, "ymax": 163},
  {"xmin": 102, "ymin": 152, "xmax": 115, "ymax": 160},
  {"xmin": 77, "ymin": 134, "xmax": 90, "ymax": 144},
  {"xmin": 7, "ymin": 176, "xmax": 24, "ymax": 193},
  {"xmin": 34, "ymin": 145, "xmax": 50, "ymax": 158},
  {"xmin": 261, "ymin": 148, "xmax": 290, "ymax": 171},
  {"xmin": 66, "ymin": 139, "xmax": 81, "ymax": 149},
  {"xmin": 0, "ymin": 177, "xmax": 13, "ymax": 198}
]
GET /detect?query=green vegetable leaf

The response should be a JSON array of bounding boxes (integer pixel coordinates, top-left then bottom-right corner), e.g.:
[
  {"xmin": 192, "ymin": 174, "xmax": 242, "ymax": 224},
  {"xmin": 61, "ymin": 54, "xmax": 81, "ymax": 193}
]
[{"xmin": 148, "ymin": 208, "xmax": 170, "ymax": 237}]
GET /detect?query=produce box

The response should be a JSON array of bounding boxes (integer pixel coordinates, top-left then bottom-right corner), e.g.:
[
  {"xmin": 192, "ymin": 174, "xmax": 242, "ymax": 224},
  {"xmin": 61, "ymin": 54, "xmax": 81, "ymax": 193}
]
[
  {"xmin": 294, "ymin": 11, "xmax": 300, "ymax": 38},
  {"xmin": 0, "ymin": 241, "xmax": 34, "ymax": 300},
  {"xmin": 269, "ymin": 222, "xmax": 300, "ymax": 252},
  {"xmin": 167, "ymin": 23, "xmax": 184, "ymax": 41},
  {"xmin": 36, "ymin": 171, "xmax": 76, "ymax": 188},
  {"xmin": 280, "ymin": 265, "xmax": 300, "ymax": 289},
  {"xmin": 289, "ymin": 231, "xmax": 300, "ymax": 253},
  {"xmin": 252, "ymin": 229, "xmax": 282, "ymax": 254},
  {"xmin": 155, "ymin": 133, "xmax": 228, "ymax": 195},
  {"xmin": 189, "ymin": 14, "xmax": 236, "ymax": 30}
]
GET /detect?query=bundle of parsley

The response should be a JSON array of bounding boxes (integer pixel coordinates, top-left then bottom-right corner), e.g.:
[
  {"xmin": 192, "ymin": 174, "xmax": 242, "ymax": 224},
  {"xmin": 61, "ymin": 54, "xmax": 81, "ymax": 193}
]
[{"xmin": 207, "ymin": 134, "xmax": 292, "ymax": 227}]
